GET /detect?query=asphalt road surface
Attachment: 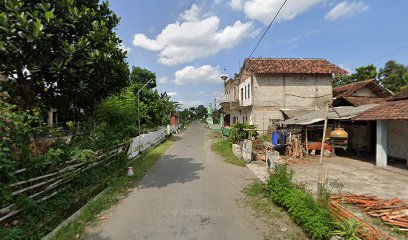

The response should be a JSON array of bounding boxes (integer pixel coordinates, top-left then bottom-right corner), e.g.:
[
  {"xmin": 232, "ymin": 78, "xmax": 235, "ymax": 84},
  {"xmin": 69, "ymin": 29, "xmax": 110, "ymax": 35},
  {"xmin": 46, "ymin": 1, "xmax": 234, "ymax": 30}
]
[{"xmin": 84, "ymin": 122, "xmax": 266, "ymax": 240}]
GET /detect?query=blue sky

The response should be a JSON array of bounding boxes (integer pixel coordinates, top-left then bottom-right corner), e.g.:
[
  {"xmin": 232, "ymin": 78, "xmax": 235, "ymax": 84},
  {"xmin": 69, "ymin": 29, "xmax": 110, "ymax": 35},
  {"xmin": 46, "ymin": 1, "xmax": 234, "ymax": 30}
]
[{"xmin": 109, "ymin": 0, "xmax": 408, "ymax": 108}]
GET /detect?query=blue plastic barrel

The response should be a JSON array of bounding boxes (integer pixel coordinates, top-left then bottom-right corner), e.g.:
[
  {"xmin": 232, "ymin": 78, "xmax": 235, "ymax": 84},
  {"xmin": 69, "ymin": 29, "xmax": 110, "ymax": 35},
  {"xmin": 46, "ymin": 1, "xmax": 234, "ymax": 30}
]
[{"xmin": 272, "ymin": 132, "xmax": 279, "ymax": 146}]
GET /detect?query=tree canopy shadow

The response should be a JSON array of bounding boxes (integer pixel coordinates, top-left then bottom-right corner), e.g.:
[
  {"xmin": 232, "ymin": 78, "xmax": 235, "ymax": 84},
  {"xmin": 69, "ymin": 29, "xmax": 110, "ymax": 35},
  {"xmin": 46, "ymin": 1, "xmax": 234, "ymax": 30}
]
[{"xmin": 136, "ymin": 154, "xmax": 204, "ymax": 189}]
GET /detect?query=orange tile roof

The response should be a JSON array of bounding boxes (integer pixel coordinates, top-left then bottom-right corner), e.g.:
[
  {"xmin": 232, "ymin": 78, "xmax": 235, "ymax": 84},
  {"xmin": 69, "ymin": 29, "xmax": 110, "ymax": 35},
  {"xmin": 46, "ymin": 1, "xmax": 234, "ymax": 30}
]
[
  {"xmin": 342, "ymin": 97, "xmax": 387, "ymax": 106},
  {"xmin": 353, "ymin": 100, "xmax": 408, "ymax": 121},
  {"xmin": 389, "ymin": 88, "xmax": 408, "ymax": 101},
  {"xmin": 245, "ymin": 58, "xmax": 348, "ymax": 75},
  {"xmin": 333, "ymin": 79, "xmax": 391, "ymax": 98}
]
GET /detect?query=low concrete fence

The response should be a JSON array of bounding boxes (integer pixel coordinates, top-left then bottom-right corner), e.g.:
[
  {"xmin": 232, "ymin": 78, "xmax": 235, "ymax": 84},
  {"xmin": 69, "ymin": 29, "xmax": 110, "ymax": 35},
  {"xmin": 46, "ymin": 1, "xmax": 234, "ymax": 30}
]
[{"xmin": 128, "ymin": 127, "xmax": 166, "ymax": 159}]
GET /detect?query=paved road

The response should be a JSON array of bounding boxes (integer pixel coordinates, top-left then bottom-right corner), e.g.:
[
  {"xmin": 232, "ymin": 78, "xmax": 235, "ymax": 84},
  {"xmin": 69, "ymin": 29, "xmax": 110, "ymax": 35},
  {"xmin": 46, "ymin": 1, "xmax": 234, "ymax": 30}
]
[{"xmin": 85, "ymin": 122, "xmax": 264, "ymax": 240}]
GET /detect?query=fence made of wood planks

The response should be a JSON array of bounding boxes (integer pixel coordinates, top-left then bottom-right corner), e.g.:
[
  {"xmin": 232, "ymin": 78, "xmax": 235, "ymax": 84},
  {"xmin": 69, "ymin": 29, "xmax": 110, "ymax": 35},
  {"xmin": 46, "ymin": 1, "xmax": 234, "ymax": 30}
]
[{"xmin": 0, "ymin": 127, "xmax": 167, "ymax": 223}]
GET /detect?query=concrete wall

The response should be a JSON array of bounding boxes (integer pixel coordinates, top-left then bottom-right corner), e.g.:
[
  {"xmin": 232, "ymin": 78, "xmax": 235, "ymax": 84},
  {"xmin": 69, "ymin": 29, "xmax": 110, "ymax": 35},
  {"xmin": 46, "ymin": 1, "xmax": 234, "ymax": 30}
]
[
  {"xmin": 229, "ymin": 109, "xmax": 252, "ymax": 125},
  {"xmin": 388, "ymin": 120, "xmax": 408, "ymax": 159},
  {"xmin": 343, "ymin": 123, "xmax": 368, "ymax": 147},
  {"xmin": 128, "ymin": 127, "xmax": 166, "ymax": 159},
  {"xmin": 253, "ymin": 74, "xmax": 332, "ymax": 108},
  {"xmin": 251, "ymin": 109, "xmax": 284, "ymax": 132}
]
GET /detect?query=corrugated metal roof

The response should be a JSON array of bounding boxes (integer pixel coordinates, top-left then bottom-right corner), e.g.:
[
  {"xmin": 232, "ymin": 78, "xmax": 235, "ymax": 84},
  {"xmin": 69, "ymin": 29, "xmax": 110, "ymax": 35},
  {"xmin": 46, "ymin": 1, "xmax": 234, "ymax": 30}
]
[{"xmin": 279, "ymin": 104, "xmax": 378, "ymax": 125}]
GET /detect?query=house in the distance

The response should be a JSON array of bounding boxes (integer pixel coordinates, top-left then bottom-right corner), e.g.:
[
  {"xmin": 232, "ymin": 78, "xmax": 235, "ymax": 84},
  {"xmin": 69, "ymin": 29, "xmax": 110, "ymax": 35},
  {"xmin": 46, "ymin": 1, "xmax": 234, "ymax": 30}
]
[
  {"xmin": 353, "ymin": 88, "xmax": 408, "ymax": 167},
  {"xmin": 220, "ymin": 58, "xmax": 347, "ymax": 132},
  {"xmin": 333, "ymin": 79, "xmax": 392, "ymax": 107}
]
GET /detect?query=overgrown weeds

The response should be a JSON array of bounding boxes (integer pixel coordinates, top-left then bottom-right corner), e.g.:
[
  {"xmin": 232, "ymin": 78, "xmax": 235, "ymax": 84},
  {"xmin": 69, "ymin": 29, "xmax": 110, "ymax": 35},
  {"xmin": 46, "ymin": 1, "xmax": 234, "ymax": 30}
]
[{"xmin": 211, "ymin": 139, "xmax": 246, "ymax": 167}]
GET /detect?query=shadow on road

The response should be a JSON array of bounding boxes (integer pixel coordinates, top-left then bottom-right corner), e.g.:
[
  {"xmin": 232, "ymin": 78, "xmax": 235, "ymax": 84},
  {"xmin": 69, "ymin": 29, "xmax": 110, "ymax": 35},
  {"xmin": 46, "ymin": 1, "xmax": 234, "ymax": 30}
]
[
  {"xmin": 84, "ymin": 233, "xmax": 112, "ymax": 240},
  {"xmin": 136, "ymin": 154, "xmax": 204, "ymax": 189},
  {"xmin": 170, "ymin": 135, "xmax": 183, "ymax": 142}
]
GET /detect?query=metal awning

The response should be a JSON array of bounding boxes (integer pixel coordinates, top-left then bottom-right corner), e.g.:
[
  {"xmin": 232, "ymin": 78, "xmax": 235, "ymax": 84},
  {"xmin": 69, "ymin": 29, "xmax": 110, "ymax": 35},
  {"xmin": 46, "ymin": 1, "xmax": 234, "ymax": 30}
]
[{"xmin": 279, "ymin": 104, "xmax": 378, "ymax": 125}]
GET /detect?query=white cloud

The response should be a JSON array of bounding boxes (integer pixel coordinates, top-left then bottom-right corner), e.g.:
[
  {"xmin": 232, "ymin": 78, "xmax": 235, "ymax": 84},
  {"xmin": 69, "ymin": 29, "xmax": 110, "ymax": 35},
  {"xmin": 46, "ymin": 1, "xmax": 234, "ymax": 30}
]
[
  {"xmin": 178, "ymin": 100, "xmax": 202, "ymax": 108},
  {"xmin": 180, "ymin": 4, "xmax": 201, "ymax": 22},
  {"xmin": 118, "ymin": 42, "xmax": 131, "ymax": 53},
  {"xmin": 167, "ymin": 91, "xmax": 177, "ymax": 97},
  {"xmin": 325, "ymin": 1, "xmax": 369, "ymax": 21},
  {"xmin": 158, "ymin": 77, "xmax": 169, "ymax": 84},
  {"xmin": 132, "ymin": 5, "xmax": 253, "ymax": 66},
  {"xmin": 174, "ymin": 65, "xmax": 222, "ymax": 85},
  {"xmin": 229, "ymin": 0, "xmax": 243, "ymax": 11},
  {"xmin": 198, "ymin": 91, "xmax": 209, "ymax": 97},
  {"xmin": 276, "ymin": 29, "xmax": 319, "ymax": 45},
  {"xmin": 232, "ymin": 0, "xmax": 323, "ymax": 25},
  {"xmin": 214, "ymin": 0, "xmax": 223, "ymax": 4}
]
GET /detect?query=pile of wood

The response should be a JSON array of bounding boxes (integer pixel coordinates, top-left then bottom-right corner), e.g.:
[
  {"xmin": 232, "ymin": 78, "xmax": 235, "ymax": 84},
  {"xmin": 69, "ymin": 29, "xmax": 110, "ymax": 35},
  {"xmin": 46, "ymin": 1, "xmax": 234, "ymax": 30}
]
[
  {"xmin": 331, "ymin": 193, "xmax": 408, "ymax": 230},
  {"xmin": 252, "ymin": 139, "xmax": 267, "ymax": 161},
  {"xmin": 286, "ymin": 134, "xmax": 304, "ymax": 158}
]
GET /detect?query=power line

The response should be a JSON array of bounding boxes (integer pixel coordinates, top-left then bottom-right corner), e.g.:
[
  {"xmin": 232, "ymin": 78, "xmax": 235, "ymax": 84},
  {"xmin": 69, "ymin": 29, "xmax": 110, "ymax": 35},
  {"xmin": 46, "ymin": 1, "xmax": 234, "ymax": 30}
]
[
  {"xmin": 372, "ymin": 43, "xmax": 408, "ymax": 63},
  {"xmin": 248, "ymin": 0, "xmax": 288, "ymax": 59}
]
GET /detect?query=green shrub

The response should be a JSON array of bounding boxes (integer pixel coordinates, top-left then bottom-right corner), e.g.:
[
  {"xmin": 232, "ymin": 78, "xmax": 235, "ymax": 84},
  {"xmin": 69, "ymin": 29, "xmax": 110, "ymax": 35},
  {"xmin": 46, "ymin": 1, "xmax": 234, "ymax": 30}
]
[
  {"xmin": 332, "ymin": 217, "xmax": 363, "ymax": 240},
  {"xmin": 267, "ymin": 165, "xmax": 333, "ymax": 240},
  {"xmin": 228, "ymin": 122, "xmax": 258, "ymax": 144}
]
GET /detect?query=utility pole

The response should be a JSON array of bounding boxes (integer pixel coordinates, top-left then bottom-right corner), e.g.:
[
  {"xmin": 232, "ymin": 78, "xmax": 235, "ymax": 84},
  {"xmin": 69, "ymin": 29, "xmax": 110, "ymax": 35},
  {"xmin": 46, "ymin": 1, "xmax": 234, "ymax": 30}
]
[{"xmin": 317, "ymin": 102, "xmax": 329, "ymax": 200}]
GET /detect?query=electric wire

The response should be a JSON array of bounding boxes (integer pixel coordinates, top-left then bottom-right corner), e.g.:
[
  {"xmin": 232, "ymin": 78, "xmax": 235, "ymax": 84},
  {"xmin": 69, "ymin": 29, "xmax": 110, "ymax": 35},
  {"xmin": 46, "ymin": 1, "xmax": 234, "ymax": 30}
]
[{"xmin": 248, "ymin": 0, "xmax": 289, "ymax": 59}]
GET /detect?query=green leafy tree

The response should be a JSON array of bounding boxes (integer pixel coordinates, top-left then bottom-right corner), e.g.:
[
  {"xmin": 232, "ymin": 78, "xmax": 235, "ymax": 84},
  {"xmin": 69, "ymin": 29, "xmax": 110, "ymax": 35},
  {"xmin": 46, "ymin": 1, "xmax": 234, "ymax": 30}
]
[
  {"xmin": 378, "ymin": 60, "xmax": 408, "ymax": 93},
  {"xmin": 129, "ymin": 67, "xmax": 174, "ymax": 128},
  {"xmin": 333, "ymin": 64, "xmax": 377, "ymax": 87},
  {"xmin": 195, "ymin": 104, "xmax": 207, "ymax": 120},
  {"xmin": 178, "ymin": 108, "xmax": 194, "ymax": 126},
  {"xmin": 130, "ymin": 66, "xmax": 157, "ymax": 89},
  {"xmin": 0, "ymin": 0, "xmax": 129, "ymax": 119}
]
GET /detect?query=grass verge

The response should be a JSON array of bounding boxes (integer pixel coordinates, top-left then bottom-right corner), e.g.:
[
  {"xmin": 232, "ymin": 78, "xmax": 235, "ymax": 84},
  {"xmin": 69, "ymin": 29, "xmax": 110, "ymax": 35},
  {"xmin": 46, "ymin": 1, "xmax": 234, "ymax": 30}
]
[
  {"xmin": 211, "ymin": 139, "xmax": 246, "ymax": 167},
  {"xmin": 243, "ymin": 181, "xmax": 308, "ymax": 240},
  {"xmin": 48, "ymin": 138, "xmax": 175, "ymax": 240}
]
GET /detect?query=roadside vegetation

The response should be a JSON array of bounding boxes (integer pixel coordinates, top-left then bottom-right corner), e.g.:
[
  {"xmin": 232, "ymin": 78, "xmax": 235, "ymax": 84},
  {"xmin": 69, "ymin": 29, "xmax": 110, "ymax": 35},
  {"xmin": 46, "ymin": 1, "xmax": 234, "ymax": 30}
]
[
  {"xmin": 49, "ymin": 138, "xmax": 175, "ymax": 240},
  {"xmin": 212, "ymin": 138, "xmax": 246, "ymax": 167},
  {"xmin": 228, "ymin": 122, "xmax": 258, "ymax": 144},
  {"xmin": 245, "ymin": 165, "xmax": 340, "ymax": 240},
  {"xmin": 267, "ymin": 165, "xmax": 334, "ymax": 240},
  {"xmin": 244, "ymin": 181, "xmax": 308, "ymax": 240},
  {"xmin": 0, "ymin": 1, "xmax": 182, "ymax": 239}
]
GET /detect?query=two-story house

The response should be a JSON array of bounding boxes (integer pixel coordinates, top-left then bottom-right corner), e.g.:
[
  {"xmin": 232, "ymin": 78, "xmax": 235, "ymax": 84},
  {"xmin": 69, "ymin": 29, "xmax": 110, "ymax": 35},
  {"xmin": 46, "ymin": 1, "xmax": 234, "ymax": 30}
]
[{"xmin": 220, "ymin": 58, "xmax": 347, "ymax": 131}]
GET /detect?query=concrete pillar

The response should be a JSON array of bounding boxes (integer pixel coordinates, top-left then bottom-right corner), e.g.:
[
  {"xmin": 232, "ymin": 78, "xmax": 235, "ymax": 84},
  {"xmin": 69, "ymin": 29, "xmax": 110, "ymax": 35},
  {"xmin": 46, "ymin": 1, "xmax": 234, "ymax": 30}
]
[
  {"xmin": 47, "ymin": 110, "xmax": 53, "ymax": 127},
  {"xmin": 376, "ymin": 120, "xmax": 388, "ymax": 167}
]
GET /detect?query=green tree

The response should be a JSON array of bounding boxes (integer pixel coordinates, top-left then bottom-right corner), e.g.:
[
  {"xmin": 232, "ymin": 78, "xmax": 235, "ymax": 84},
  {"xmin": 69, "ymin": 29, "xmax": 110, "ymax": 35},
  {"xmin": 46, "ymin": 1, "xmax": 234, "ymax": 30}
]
[
  {"xmin": 178, "ymin": 108, "xmax": 194, "ymax": 126},
  {"xmin": 0, "ymin": 0, "xmax": 129, "ymax": 119},
  {"xmin": 378, "ymin": 60, "xmax": 408, "ymax": 93},
  {"xmin": 130, "ymin": 66, "xmax": 157, "ymax": 89},
  {"xmin": 129, "ymin": 67, "xmax": 175, "ymax": 128},
  {"xmin": 195, "ymin": 104, "xmax": 207, "ymax": 119},
  {"xmin": 333, "ymin": 64, "xmax": 377, "ymax": 87}
]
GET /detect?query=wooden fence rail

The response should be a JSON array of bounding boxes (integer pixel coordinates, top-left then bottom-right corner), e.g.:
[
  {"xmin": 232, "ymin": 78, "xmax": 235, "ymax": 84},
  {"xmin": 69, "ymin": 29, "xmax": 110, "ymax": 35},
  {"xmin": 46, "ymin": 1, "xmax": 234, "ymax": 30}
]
[{"xmin": 0, "ymin": 127, "xmax": 167, "ymax": 223}]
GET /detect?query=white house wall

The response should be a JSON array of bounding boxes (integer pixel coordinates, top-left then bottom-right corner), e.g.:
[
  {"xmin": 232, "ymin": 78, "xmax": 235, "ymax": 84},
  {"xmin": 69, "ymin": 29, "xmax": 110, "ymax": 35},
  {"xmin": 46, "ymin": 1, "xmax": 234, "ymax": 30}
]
[
  {"xmin": 239, "ymin": 77, "xmax": 252, "ymax": 107},
  {"xmin": 388, "ymin": 120, "xmax": 408, "ymax": 159},
  {"xmin": 353, "ymin": 87, "xmax": 376, "ymax": 97}
]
